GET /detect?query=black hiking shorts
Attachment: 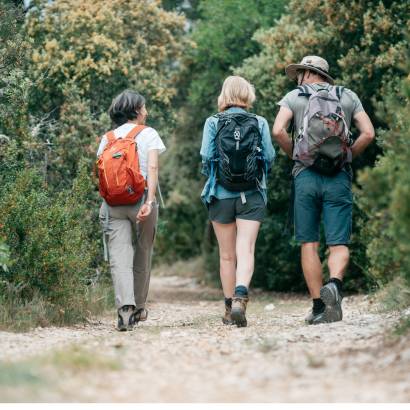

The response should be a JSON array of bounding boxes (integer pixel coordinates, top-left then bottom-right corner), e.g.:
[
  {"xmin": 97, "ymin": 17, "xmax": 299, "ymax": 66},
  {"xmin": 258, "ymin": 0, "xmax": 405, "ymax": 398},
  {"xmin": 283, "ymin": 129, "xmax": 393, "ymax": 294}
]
[{"xmin": 208, "ymin": 192, "xmax": 266, "ymax": 224}]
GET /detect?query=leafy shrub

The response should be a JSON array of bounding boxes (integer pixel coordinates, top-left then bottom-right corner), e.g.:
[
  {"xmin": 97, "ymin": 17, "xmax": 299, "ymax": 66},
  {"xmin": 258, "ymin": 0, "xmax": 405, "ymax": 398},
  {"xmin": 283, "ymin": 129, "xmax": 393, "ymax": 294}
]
[
  {"xmin": 0, "ymin": 161, "xmax": 105, "ymax": 326},
  {"xmin": 357, "ymin": 52, "xmax": 410, "ymax": 294}
]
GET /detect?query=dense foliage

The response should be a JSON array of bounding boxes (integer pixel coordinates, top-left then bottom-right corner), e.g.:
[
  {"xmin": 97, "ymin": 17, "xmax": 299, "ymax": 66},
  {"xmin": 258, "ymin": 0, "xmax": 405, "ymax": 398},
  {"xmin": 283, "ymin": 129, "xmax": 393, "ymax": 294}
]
[
  {"xmin": 0, "ymin": 160, "xmax": 98, "ymax": 324},
  {"xmin": 26, "ymin": 0, "xmax": 188, "ymax": 182},
  {"xmin": 358, "ymin": 50, "xmax": 410, "ymax": 289}
]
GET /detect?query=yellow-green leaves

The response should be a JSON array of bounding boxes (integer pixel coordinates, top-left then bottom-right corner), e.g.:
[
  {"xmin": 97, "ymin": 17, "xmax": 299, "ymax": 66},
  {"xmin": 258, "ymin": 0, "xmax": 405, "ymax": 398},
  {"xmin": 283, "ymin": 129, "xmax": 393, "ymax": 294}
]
[{"xmin": 27, "ymin": 0, "xmax": 188, "ymax": 117}]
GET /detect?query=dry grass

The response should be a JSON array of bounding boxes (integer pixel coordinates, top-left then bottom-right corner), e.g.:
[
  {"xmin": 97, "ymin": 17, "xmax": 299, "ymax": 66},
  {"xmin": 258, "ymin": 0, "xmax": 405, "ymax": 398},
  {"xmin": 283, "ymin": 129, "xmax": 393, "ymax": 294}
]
[{"xmin": 0, "ymin": 281, "xmax": 115, "ymax": 332}]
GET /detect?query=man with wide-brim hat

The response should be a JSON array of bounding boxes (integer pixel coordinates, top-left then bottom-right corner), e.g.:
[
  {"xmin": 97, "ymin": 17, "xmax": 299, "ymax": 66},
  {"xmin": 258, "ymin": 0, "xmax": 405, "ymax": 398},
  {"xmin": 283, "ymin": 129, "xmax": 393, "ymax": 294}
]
[
  {"xmin": 272, "ymin": 55, "xmax": 375, "ymax": 325},
  {"xmin": 285, "ymin": 55, "xmax": 335, "ymax": 85}
]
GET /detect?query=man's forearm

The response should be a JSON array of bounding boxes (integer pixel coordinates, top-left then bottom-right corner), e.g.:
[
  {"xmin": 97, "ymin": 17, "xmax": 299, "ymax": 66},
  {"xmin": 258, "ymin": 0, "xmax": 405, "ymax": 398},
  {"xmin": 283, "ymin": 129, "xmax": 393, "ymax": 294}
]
[
  {"xmin": 351, "ymin": 111, "xmax": 375, "ymax": 158},
  {"xmin": 274, "ymin": 129, "xmax": 293, "ymax": 158},
  {"xmin": 351, "ymin": 131, "xmax": 375, "ymax": 159}
]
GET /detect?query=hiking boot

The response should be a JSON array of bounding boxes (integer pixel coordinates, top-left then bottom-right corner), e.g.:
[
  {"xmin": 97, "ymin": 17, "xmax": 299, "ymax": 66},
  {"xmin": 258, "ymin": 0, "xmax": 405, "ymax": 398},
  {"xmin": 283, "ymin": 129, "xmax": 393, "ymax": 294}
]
[
  {"xmin": 222, "ymin": 304, "xmax": 234, "ymax": 325},
  {"xmin": 231, "ymin": 295, "xmax": 249, "ymax": 327},
  {"xmin": 319, "ymin": 281, "xmax": 343, "ymax": 323},
  {"xmin": 305, "ymin": 283, "xmax": 343, "ymax": 325},
  {"xmin": 117, "ymin": 305, "xmax": 136, "ymax": 331},
  {"xmin": 133, "ymin": 307, "xmax": 148, "ymax": 324}
]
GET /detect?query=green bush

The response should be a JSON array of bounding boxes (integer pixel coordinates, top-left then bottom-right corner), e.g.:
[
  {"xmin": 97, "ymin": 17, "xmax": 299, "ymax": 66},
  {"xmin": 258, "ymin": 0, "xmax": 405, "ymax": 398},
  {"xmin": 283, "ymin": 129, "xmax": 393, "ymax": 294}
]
[
  {"xmin": 358, "ymin": 52, "xmax": 410, "ymax": 293},
  {"xmin": 0, "ymin": 239, "xmax": 10, "ymax": 272},
  {"xmin": 0, "ymin": 161, "xmax": 104, "ymax": 326}
]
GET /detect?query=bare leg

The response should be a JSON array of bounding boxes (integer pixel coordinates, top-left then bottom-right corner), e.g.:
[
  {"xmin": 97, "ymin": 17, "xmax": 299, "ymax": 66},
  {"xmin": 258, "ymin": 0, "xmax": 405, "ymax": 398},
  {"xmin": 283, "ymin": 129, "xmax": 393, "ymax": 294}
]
[
  {"xmin": 235, "ymin": 219, "xmax": 261, "ymax": 288},
  {"xmin": 328, "ymin": 245, "xmax": 349, "ymax": 280},
  {"xmin": 301, "ymin": 242, "xmax": 322, "ymax": 299},
  {"xmin": 212, "ymin": 221, "xmax": 237, "ymax": 298}
]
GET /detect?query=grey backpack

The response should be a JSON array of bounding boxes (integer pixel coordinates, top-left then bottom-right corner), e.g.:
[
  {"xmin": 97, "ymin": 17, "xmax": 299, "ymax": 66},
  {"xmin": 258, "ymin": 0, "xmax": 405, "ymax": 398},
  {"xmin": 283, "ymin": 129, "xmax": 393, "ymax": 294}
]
[{"xmin": 293, "ymin": 84, "xmax": 352, "ymax": 175}]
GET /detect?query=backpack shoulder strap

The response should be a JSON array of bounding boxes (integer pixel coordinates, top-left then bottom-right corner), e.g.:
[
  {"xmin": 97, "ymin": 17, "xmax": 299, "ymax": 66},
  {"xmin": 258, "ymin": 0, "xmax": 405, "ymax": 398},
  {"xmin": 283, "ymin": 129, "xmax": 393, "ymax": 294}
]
[
  {"xmin": 297, "ymin": 85, "xmax": 311, "ymax": 97},
  {"xmin": 335, "ymin": 85, "xmax": 345, "ymax": 100},
  {"xmin": 124, "ymin": 125, "xmax": 147, "ymax": 140},
  {"xmin": 106, "ymin": 131, "xmax": 116, "ymax": 144},
  {"xmin": 244, "ymin": 112, "xmax": 257, "ymax": 118},
  {"xmin": 215, "ymin": 112, "xmax": 225, "ymax": 122}
]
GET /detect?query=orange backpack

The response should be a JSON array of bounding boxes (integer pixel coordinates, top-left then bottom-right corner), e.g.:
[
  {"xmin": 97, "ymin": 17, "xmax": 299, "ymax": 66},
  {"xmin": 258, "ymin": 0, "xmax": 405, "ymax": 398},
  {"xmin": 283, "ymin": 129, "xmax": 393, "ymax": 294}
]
[{"xmin": 97, "ymin": 125, "xmax": 146, "ymax": 206}]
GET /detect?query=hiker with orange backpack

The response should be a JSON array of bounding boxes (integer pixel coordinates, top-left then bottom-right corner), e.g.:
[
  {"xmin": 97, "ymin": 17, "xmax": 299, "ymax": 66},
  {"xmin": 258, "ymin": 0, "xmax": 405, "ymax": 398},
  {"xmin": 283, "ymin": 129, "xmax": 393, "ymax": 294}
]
[{"xmin": 97, "ymin": 90, "xmax": 165, "ymax": 331}]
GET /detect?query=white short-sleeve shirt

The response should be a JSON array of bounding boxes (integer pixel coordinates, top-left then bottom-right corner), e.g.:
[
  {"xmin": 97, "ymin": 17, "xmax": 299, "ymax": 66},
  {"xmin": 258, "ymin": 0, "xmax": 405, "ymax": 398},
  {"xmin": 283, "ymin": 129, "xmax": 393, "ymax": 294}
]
[{"xmin": 97, "ymin": 123, "xmax": 166, "ymax": 179}]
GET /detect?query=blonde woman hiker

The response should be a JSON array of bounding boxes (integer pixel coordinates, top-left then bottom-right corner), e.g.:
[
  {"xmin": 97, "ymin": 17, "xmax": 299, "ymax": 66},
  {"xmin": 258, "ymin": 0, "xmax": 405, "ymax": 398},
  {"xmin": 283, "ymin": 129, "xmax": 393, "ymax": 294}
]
[
  {"xmin": 97, "ymin": 89, "xmax": 166, "ymax": 331},
  {"xmin": 200, "ymin": 76, "xmax": 275, "ymax": 327}
]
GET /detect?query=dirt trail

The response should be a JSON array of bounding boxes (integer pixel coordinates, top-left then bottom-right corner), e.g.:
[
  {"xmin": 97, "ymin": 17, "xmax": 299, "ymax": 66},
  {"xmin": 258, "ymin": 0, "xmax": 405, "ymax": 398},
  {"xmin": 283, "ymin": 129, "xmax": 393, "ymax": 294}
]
[{"xmin": 0, "ymin": 274, "xmax": 409, "ymax": 402}]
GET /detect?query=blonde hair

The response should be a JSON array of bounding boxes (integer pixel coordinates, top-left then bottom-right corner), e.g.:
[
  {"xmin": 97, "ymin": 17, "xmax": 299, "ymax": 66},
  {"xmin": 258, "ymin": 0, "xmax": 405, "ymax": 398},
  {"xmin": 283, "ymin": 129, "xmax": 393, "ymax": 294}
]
[{"xmin": 217, "ymin": 76, "xmax": 256, "ymax": 112}]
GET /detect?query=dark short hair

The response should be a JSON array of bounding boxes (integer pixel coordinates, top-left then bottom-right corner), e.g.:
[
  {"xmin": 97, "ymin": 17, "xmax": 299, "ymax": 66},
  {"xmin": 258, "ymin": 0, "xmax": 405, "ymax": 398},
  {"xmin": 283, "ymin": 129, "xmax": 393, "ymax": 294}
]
[
  {"xmin": 108, "ymin": 89, "xmax": 146, "ymax": 126},
  {"xmin": 296, "ymin": 69, "xmax": 328, "ymax": 83}
]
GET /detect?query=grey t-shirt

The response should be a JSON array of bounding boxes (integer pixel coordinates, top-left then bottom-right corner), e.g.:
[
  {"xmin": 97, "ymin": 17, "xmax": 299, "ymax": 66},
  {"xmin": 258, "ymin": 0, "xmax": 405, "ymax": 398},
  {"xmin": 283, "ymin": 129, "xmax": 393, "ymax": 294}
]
[{"xmin": 277, "ymin": 83, "xmax": 364, "ymax": 176}]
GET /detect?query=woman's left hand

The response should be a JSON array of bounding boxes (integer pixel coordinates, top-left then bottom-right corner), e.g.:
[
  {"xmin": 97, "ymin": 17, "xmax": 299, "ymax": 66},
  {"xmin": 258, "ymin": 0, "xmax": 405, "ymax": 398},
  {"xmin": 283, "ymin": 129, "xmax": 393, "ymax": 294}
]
[{"xmin": 137, "ymin": 203, "xmax": 152, "ymax": 222}]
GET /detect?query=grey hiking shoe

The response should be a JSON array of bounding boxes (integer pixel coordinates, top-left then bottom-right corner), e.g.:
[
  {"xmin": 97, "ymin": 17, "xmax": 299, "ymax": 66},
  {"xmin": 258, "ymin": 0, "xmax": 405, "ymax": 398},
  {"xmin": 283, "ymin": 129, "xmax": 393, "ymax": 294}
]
[
  {"xmin": 231, "ymin": 295, "xmax": 249, "ymax": 327},
  {"xmin": 320, "ymin": 281, "xmax": 343, "ymax": 322},
  {"xmin": 308, "ymin": 282, "xmax": 343, "ymax": 325},
  {"xmin": 117, "ymin": 305, "xmax": 136, "ymax": 331}
]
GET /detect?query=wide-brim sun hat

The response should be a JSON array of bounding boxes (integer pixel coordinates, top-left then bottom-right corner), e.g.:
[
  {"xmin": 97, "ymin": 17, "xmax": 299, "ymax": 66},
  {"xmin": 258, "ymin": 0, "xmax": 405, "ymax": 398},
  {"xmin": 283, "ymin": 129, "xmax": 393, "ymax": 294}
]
[{"xmin": 285, "ymin": 55, "xmax": 334, "ymax": 85}]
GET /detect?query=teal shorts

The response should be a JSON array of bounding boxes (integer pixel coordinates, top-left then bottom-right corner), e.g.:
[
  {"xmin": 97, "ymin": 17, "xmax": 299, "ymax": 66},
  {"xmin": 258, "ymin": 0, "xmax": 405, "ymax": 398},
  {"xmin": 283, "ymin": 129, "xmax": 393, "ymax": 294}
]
[{"xmin": 294, "ymin": 168, "xmax": 353, "ymax": 245}]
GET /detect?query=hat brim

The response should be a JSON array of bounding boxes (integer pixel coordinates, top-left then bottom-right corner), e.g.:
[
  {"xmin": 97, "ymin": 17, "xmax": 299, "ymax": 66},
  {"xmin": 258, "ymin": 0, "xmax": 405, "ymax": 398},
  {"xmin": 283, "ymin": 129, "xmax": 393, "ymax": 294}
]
[{"xmin": 285, "ymin": 64, "xmax": 334, "ymax": 85}]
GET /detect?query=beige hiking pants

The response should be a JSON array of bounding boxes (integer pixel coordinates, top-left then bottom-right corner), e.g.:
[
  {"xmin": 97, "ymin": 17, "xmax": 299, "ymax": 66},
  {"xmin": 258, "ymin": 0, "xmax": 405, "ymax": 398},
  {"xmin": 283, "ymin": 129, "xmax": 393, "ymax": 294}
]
[{"xmin": 99, "ymin": 199, "xmax": 158, "ymax": 309}]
